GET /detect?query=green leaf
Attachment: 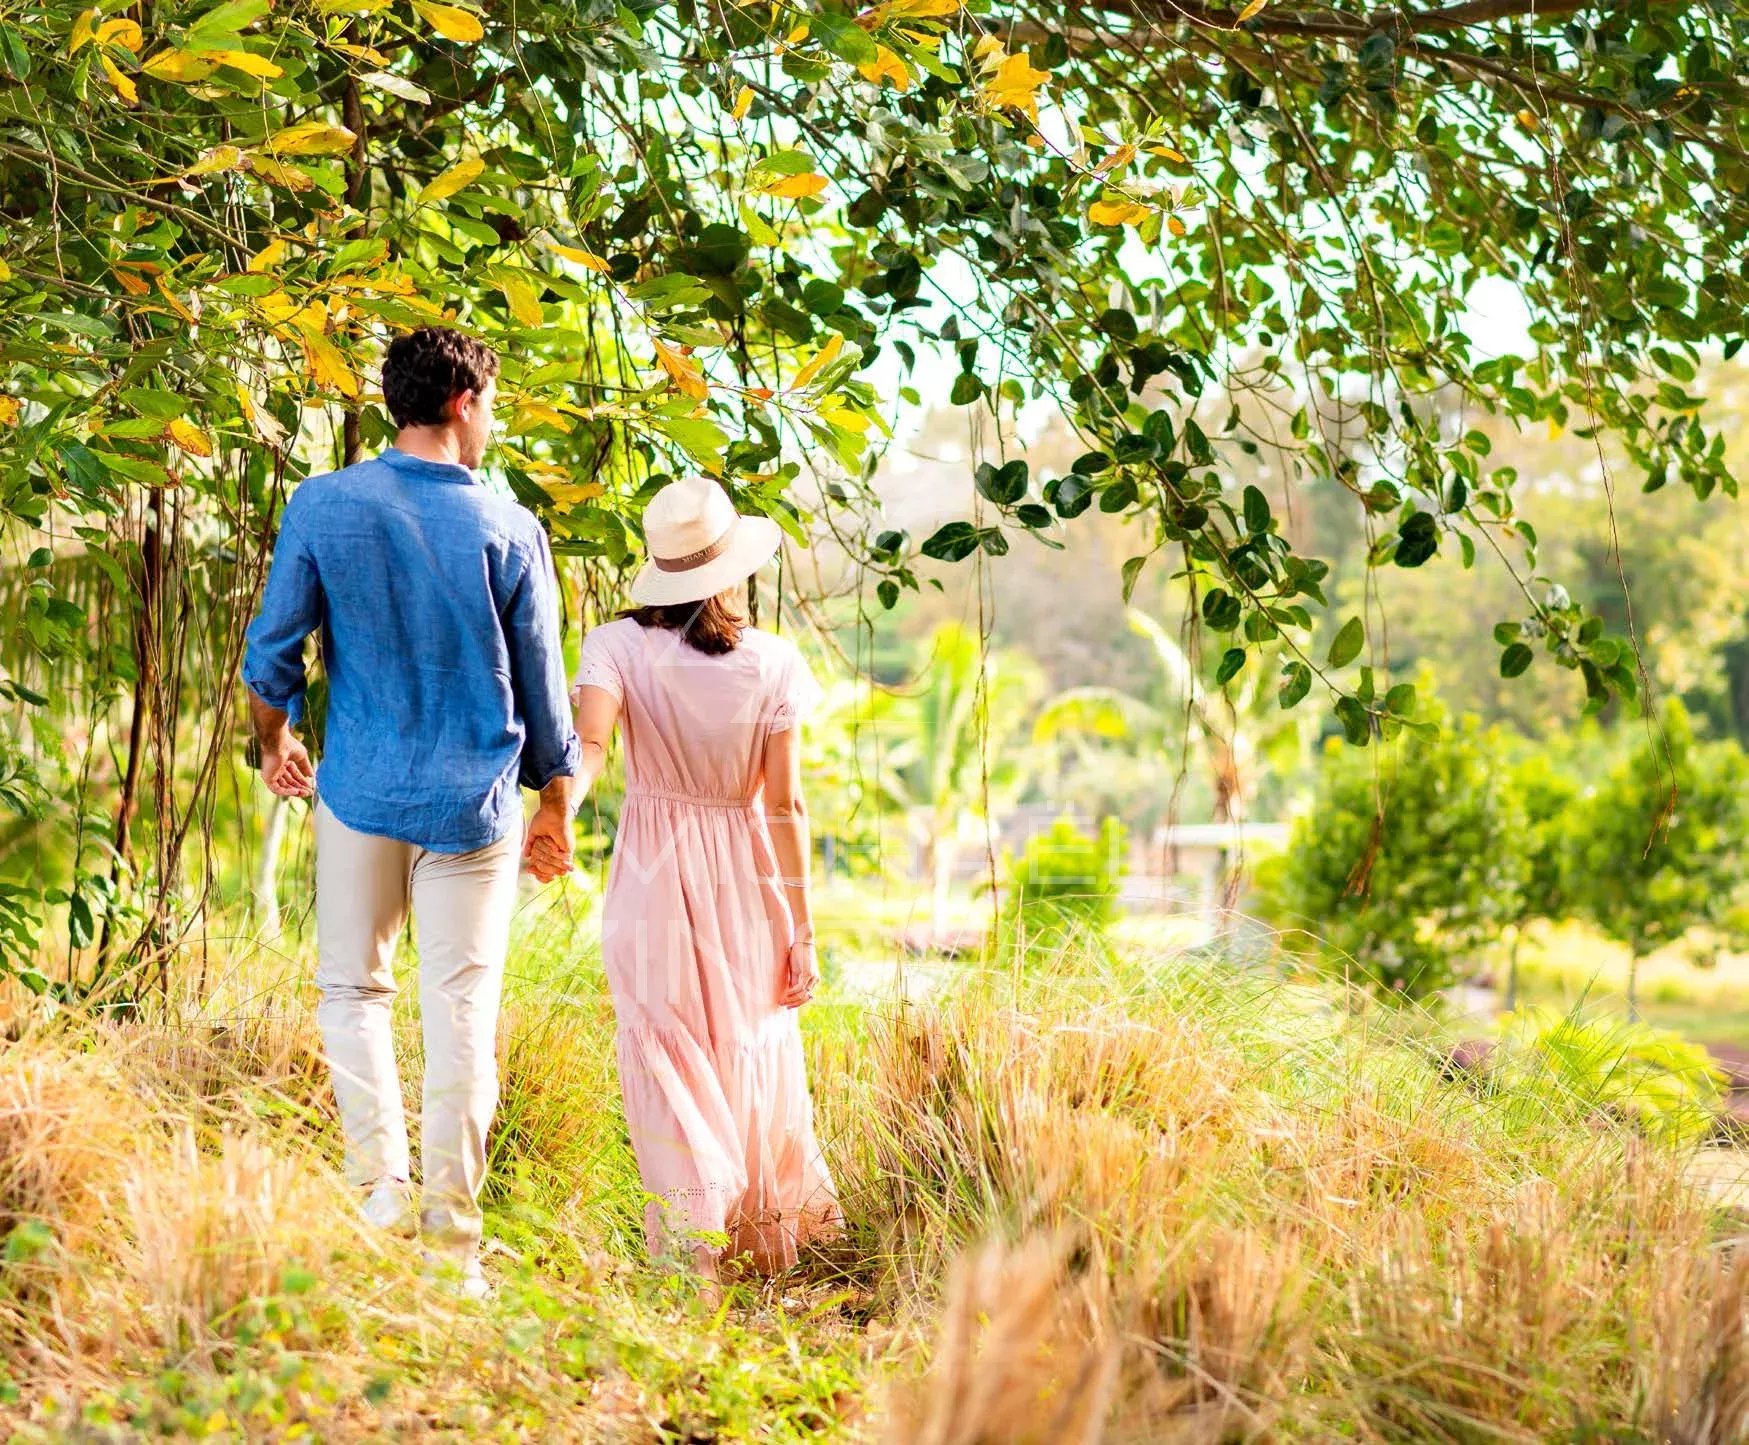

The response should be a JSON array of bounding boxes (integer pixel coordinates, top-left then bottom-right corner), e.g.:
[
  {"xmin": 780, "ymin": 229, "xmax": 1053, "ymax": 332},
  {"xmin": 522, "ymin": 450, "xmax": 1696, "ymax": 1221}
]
[
  {"xmin": 921, "ymin": 521, "xmax": 980, "ymax": 562},
  {"xmin": 1279, "ymin": 661, "xmax": 1311, "ymax": 709},
  {"xmin": 1202, "ymin": 588, "xmax": 1241, "ymax": 632},
  {"xmin": 1242, "ymin": 485, "xmax": 1270, "ymax": 535},
  {"xmin": 1334, "ymin": 695, "xmax": 1371, "ymax": 746},
  {"xmin": 1328, "ymin": 616, "xmax": 1364, "ymax": 668},
  {"xmin": 1120, "ymin": 555, "xmax": 1146, "ymax": 602},
  {"xmin": 1500, "ymin": 642, "xmax": 1534, "ymax": 678},
  {"xmin": 1215, "ymin": 647, "xmax": 1245, "ymax": 685}
]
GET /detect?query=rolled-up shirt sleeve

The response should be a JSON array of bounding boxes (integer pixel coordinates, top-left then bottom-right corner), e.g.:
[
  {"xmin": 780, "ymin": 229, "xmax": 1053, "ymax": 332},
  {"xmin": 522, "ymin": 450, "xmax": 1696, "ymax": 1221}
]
[
  {"xmin": 242, "ymin": 505, "xmax": 321, "ymax": 727},
  {"xmin": 507, "ymin": 524, "xmax": 582, "ymax": 791}
]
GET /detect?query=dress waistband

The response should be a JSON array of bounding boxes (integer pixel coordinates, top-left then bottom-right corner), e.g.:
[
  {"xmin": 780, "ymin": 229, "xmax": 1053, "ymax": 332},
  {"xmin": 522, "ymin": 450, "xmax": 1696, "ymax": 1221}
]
[{"xmin": 624, "ymin": 785, "xmax": 756, "ymax": 809}]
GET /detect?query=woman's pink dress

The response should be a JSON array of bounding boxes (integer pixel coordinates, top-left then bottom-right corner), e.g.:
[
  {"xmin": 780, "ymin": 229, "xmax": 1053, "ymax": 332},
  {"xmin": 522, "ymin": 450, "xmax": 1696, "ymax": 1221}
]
[{"xmin": 575, "ymin": 618, "xmax": 839, "ymax": 1270}]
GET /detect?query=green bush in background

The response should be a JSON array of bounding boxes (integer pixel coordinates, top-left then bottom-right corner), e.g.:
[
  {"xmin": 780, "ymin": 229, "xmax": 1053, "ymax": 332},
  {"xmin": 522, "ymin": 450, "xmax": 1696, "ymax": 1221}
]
[
  {"xmin": 1496, "ymin": 1006, "xmax": 1726, "ymax": 1147},
  {"xmin": 992, "ymin": 816, "xmax": 1127, "ymax": 967}
]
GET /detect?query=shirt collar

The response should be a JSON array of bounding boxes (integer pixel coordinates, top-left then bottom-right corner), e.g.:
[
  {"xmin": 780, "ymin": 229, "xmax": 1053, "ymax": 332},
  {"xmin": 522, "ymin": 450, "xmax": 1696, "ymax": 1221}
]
[{"xmin": 379, "ymin": 446, "xmax": 479, "ymax": 486}]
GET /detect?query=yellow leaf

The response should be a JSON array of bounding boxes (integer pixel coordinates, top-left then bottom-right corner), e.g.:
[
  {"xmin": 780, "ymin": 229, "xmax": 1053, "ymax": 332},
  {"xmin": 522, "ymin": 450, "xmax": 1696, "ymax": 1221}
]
[
  {"xmin": 653, "ymin": 338, "xmax": 708, "ymax": 401},
  {"xmin": 981, "ymin": 50, "xmax": 1050, "ymax": 120},
  {"xmin": 333, "ymin": 41, "xmax": 393, "ymax": 63},
  {"xmin": 0, "ymin": 396, "xmax": 19, "ymax": 426},
  {"xmin": 1088, "ymin": 197, "xmax": 1149, "ymax": 227},
  {"xmin": 267, "ymin": 122, "xmax": 358, "ymax": 156},
  {"xmin": 206, "ymin": 49, "xmax": 286, "ymax": 78},
  {"xmin": 235, "ymin": 380, "xmax": 287, "ymax": 447},
  {"xmin": 815, "ymin": 397, "xmax": 870, "ymax": 434},
  {"xmin": 0, "ymin": 258, "xmax": 10, "ymax": 282},
  {"xmin": 857, "ymin": 46, "xmax": 910, "ymax": 92},
  {"xmin": 514, "ymin": 402, "xmax": 572, "ymax": 433},
  {"xmin": 972, "ymin": 33, "xmax": 1002, "ymax": 60},
  {"xmin": 143, "ymin": 49, "xmax": 221, "ymax": 81},
  {"xmin": 499, "ymin": 273, "xmax": 543, "ymax": 327},
  {"xmin": 546, "ymin": 480, "xmax": 604, "ymax": 506},
  {"xmin": 187, "ymin": 143, "xmax": 245, "ymax": 177},
  {"xmin": 69, "ymin": 8, "xmax": 97, "ymax": 54},
  {"xmin": 113, "ymin": 265, "xmax": 150, "ymax": 296},
  {"xmin": 410, "ymin": 0, "xmax": 485, "ymax": 42},
  {"xmin": 1235, "ymin": 0, "xmax": 1267, "ymax": 20},
  {"xmin": 253, "ymin": 290, "xmax": 300, "ymax": 321},
  {"xmin": 543, "ymin": 238, "xmax": 611, "ymax": 273},
  {"xmin": 153, "ymin": 274, "xmax": 197, "ymax": 323},
  {"xmin": 758, "ymin": 172, "xmax": 827, "ymax": 199},
  {"xmin": 1149, "ymin": 143, "xmax": 1188, "ymax": 164},
  {"xmin": 95, "ymin": 17, "xmax": 142, "ymax": 50},
  {"xmin": 298, "ymin": 323, "xmax": 360, "ymax": 398},
  {"xmin": 1516, "ymin": 108, "xmax": 1541, "ymax": 131},
  {"xmin": 248, "ymin": 238, "xmax": 286, "ymax": 273},
  {"xmin": 1167, "ymin": 213, "xmax": 1187, "ymax": 237},
  {"xmin": 1094, "ymin": 143, "xmax": 1136, "ymax": 174},
  {"xmin": 418, "ymin": 156, "xmax": 484, "ymax": 202},
  {"xmin": 731, "ymin": 85, "xmax": 753, "ymax": 121},
  {"xmin": 782, "ymin": 21, "xmax": 808, "ymax": 44},
  {"xmin": 167, "ymin": 418, "xmax": 213, "ymax": 457},
  {"xmin": 99, "ymin": 53, "xmax": 138, "ymax": 105},
  {"xmin": 247, "ymin": 155, "xmax": 316, "ymax": 191},
  {"xmin": 885, "ymin": 0, "xmax": 960, "ymax": 15},
  {"xmin": 789, "ymin": 333, "xmax": 842, "ymax": 391}
]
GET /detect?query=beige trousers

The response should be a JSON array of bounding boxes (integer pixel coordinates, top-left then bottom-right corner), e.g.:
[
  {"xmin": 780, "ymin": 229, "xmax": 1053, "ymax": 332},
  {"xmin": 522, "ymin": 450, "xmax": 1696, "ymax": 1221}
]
[{"xmin": 313, "ymin": 799, "xmax": 520, "ymax": 1251}]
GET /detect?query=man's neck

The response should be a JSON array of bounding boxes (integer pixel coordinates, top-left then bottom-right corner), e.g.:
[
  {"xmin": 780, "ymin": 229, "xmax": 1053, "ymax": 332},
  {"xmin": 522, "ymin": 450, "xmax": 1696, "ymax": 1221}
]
[{"xmin": 393, "ymin": 426, "xmax": 468, "ymax": 468}]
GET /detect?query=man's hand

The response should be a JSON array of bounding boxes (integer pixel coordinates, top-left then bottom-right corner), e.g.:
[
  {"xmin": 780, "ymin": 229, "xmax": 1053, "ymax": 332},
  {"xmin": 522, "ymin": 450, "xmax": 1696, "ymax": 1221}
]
[
  {"xmin": 261, "ymin": 730, "xmax": 315, "ymax": 799},
  {"xmin": 522, "ymin": 798, "xmax": 573, "ymax": 883}
]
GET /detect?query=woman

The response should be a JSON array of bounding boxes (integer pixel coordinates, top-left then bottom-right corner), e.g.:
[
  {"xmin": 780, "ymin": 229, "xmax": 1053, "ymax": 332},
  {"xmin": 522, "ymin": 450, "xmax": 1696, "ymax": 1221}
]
[{"xmin": 563, "ymin": 475, "xmax": 839, "ymax": 1279}]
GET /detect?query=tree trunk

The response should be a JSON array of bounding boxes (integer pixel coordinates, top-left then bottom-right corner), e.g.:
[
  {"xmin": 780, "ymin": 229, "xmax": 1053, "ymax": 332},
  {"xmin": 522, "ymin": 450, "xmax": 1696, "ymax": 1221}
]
[
  {"xmin": 252, "ymin": 793, "xmax": 289, "ymax": 937},
  {"xmin": 1626, "ymin": 951, "xmax": 1641, "ymax": 1023},
  {"xmin": 1505, "ymin": 929, "xmax": 1520, "ymax": 1013}
]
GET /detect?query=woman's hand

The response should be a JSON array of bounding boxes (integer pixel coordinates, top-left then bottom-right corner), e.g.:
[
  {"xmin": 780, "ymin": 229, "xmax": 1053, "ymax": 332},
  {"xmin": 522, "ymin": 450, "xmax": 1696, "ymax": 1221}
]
[{"xmin": 781, "ymin": 938, "xmax": 819, "ymax": 1009}]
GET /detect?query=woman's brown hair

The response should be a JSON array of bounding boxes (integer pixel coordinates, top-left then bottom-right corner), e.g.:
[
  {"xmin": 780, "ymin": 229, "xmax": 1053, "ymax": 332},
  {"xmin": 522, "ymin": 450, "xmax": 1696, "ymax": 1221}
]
[{"xmin": 622, "ymin": 589, "xmax": 746, "ymax": 655}]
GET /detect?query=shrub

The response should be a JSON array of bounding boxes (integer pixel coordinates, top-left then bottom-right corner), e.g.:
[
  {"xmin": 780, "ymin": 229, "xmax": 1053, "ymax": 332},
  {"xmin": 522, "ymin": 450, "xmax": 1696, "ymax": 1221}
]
[
  {"xmin": 991, "ymin": 816, "xmax": 1126, "ymax": 965},
  {"xmin": 1496, "ymin": 1006, "xmax": 1726, "ymax": 1145}
]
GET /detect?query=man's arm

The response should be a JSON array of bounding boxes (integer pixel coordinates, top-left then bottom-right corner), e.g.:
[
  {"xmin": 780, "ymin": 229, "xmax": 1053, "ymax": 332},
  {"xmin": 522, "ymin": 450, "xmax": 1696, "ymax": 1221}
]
[
  {"xmin": 242, "ymin": 507, "xmax": 321, "ymax": 797},
  {"xmin": 504, "ymin": 525, "xmax": 581, "ymax": 882}
]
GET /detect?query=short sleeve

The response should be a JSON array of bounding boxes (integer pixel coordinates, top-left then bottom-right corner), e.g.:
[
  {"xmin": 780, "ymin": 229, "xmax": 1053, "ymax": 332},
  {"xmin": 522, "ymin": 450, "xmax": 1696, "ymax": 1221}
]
[
  {"xmin": 573, "ymin": 625, "xmax": 623, "ymax": 704},
  {"xmin": 769, "ymin": 646, "xmax": 823, "ymax": 734}
]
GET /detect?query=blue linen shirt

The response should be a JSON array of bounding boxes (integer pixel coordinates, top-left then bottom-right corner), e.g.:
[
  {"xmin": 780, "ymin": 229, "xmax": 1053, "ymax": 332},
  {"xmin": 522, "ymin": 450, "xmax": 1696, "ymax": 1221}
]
[{"xmin": 242, "ymin": 447, "xmax": 580, "ymax": 853}]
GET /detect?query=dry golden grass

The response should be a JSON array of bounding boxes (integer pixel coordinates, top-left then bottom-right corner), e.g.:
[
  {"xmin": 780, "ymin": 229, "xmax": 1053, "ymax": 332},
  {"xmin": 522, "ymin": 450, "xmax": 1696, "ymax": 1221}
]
[{"xmin": 0, "ymin": 938, "xmax": 1745, "ymax": 1441}]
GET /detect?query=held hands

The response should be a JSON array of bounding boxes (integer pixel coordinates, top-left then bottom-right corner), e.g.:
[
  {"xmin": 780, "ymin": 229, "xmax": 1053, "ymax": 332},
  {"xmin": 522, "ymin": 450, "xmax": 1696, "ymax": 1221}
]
[
  {"xmin": 261, "ymin": 731, "xmax": 315, "ymax": 799},
  {"xmin": 522, "ymin": 799, "xmax": 574, "ymax": 884},
  {"xmin": 781, "ymin": 936, "xmax": 819, "ymax": 1009}
]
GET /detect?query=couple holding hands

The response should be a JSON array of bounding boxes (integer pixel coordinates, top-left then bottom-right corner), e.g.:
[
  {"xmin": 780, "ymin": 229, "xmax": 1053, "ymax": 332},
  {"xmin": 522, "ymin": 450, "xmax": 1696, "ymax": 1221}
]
[{"xmin": 243, "ymin": 326, "xmax": 839, "ymax": 1297}]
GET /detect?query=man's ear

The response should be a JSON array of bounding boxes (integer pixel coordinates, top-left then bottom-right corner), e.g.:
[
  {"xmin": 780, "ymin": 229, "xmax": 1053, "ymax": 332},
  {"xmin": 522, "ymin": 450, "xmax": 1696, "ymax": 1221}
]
[{"xmin": 449, "ymin": 388, "xmax": 476, "ymax": 423}]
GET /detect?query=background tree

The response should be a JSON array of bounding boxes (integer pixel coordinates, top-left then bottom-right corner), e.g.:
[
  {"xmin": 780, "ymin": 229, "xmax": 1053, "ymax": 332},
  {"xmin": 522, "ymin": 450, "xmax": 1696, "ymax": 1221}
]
[
  {"xmin": 1263, "ymin": 697, "xmax": 1527, "ymax": 1001},
  {"xmin": 1564, "ymin": 698, "xmax": 1749, "ymax": 1020},
  {"xmin": 6, "ymin": 0, "xmax": 1749, "ymax": 985},
  {"xmin": 1499, "ymin": 748, "xmax": 1582, "ymax": 1011}
]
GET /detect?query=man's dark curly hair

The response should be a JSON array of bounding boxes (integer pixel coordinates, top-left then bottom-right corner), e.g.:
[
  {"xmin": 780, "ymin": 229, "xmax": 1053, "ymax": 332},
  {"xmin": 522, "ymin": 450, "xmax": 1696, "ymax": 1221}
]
[{"xmin": 381, "ymin": 328, "xmax": 500, "ymax": 428}]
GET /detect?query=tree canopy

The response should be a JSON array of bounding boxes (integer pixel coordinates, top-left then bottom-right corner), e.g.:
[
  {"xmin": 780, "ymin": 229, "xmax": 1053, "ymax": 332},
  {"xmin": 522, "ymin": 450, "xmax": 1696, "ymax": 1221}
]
[{"xmin": 3, "ymin": 0, "xmax": 1747, "ymax": 975}]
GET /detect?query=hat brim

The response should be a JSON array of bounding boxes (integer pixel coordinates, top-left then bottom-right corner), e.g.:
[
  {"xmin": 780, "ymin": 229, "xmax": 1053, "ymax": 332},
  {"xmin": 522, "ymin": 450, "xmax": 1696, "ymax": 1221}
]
[{"xmin": 627, "ymin": 514, "xmax": 784, "ymax": 606}]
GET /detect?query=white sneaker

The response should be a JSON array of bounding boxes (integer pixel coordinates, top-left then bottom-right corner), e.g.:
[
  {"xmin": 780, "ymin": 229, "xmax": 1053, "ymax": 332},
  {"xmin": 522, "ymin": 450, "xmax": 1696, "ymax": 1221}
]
[
  {"xmin": 421, "ymin": 1248, "xmax": 491, "ymax": 1301},
  {"xmin": 360, "ymin": 1178, "xmax": 417, "ymax": 1238}
]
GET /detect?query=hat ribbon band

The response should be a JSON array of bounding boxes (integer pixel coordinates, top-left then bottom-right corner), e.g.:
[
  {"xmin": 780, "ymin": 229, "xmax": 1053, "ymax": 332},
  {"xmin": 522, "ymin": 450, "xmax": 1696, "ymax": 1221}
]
[{"xmin": 652, "ymin": 519, "xmax": 737, "ymax": 573}]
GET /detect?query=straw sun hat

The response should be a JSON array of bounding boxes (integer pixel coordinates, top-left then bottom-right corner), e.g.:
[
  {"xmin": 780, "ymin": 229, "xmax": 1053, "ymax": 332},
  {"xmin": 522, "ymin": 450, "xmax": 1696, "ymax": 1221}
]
[{"xmin": 627, "ymin": 476, "xmax": 784, "ymax": 607}]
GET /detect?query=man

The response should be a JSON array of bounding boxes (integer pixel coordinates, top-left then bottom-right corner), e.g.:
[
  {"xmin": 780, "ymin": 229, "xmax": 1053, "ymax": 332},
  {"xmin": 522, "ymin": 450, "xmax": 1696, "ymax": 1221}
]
[{"xmin": 242, "ymin": 327, "xmax": 579, "ymax": 1297}]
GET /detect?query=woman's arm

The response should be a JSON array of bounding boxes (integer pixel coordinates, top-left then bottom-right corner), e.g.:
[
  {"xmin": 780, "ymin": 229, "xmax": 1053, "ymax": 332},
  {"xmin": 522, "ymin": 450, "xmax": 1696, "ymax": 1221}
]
[
  {"xmin": 525, "ymin": 683, "xmax": 617, "ymax": 878},
  {"xmin": 762, "ymin": 722, "xmax": 818, "ymax": 1007},
  {"xmin": 569, "ymin": 683, "xmax": 619, "ymax": 805}
]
